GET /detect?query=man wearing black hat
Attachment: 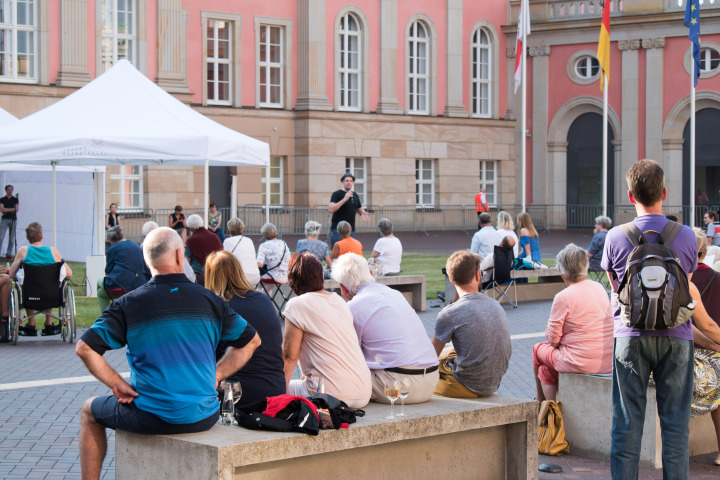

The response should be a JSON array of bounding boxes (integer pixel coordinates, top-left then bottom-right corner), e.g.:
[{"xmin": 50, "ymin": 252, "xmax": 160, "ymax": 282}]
[{"xmin": 328, "ymin": 173, "xmax": 369, "ymax": 248}]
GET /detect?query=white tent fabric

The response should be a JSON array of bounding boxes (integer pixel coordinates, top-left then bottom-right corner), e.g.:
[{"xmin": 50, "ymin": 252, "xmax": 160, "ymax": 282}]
[
  {"xmin": 0, "ymin": 106, "xmax": 17, "ymax": 126},
  {"xmin": 0, "ymin": 60, "xmax": 269, "ymax": 167}
]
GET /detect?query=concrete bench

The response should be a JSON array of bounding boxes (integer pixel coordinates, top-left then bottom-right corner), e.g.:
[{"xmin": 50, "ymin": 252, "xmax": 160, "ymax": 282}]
[
  {"xmin": 559, "ymin": 372, "xmax": 716, "ymax": 468},
  {"xmin": 116, "ymin": 395, "xmax": 538, "ymax": 480},
  {"xmin": 324, "ymin": 274, "xmax": 426, "ymax": 312}
]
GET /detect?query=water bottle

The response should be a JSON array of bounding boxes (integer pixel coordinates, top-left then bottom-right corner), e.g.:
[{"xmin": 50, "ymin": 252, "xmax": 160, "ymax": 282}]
[{"xmin": 221, "ymin": 383, "xmax": 234, "ymax": 425}]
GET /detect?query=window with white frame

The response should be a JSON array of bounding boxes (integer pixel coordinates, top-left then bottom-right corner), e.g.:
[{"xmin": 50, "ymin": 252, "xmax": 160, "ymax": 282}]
[
  {"xmin": 0, "ymin": 0, "xmax": 37, "ymax": 82},
  {"xmin": 574, "ymin": 55, "xmax": 600, "ymax": 79},
  {"xmin": 206, "ymin": 19, "xmax": 232, "ymax": 105},
  {"xmin": 345, "ymin": 157, "xmax": 367, "ymax": 206},
  {"xmin": 408, "ymin": 20, "xmax": 429, "ymax": 115},
  {"xmin": 110, "ymin": 166, "xmax": 143, "ymax": 209},
  {"xmin": 415, "ymin": 159, "xmax": 434, "ymax": 206},
  {"xmin": 338, "ymin": 13, "xmax": 361, "ymax": 111},
  {"xmin": 700, "ymin": 47, "xmax": 720, "ymax": 73},
  {"xmin": 261, "ymin": 156, "xmax": 284, "ymax": 206},
  {"xmin": 479, "ymin": 160, "xmax": 497, "ymax": 205},
  {"xmin": 100, "ymin": 0, "xmax": 135, "ymax": 72},
  {"xmin": 471, "ymin": 28, "xmax": 491, "ymax": 118},
  {"xmin": 258, "ymin": 24, "xmax": 283, "ymax": 107}
]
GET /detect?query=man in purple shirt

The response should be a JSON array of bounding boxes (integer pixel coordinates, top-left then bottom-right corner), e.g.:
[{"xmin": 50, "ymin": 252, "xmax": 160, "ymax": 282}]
[{"xmin": 602, "ymin": 159, "xmax": 720, "ymax": 479}]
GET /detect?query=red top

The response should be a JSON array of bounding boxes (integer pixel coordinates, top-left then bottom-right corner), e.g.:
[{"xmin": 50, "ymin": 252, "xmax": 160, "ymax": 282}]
[{"xmin": 186, "ymin": 227, "xmax": 222, "ymax": 265}]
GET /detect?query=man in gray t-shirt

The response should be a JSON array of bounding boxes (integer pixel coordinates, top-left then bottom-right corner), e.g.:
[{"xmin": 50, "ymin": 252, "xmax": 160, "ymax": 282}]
[{"xmin": 432, "ymin": 250, "xmax": 511, "ymax": 397}]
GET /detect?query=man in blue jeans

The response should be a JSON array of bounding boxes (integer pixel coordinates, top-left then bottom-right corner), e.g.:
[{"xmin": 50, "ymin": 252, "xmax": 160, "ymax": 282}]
[{"xmin": 602, "ymin": 159, "xmax": 720, "ymax": 479}]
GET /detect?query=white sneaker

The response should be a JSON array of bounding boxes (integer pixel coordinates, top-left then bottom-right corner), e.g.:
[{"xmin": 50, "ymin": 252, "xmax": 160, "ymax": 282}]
[{"xmin": 714, "ymin": 452, "xmax": 720, "ymax": 466}]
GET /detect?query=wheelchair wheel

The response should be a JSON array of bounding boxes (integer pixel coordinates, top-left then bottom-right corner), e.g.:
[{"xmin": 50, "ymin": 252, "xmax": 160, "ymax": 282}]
[
  {"xmin": 61, "ymin": 305, "xmax": 67, "ymax": 342},
  {"xmin": 67, "ymin": 289, "xmax": 76, "ymax": 343},
  {"xmin": 9, "ymin": 287, "xmax": 20, "ymax": 345}
]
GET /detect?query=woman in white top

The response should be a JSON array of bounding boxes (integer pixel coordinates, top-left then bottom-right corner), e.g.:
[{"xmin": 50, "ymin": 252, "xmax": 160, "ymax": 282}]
[
  {"xmin": 282, "ymin": 253, "xmax": 371, "ymax": 408},
  {"xmin": 496, "ymin": 211, "xmax": 519, "ymax": 258},
  {"xmin": 371, "ymin": 218, "xmax": 402, "ymax": 274},
  {"xmin": 256, "ymin": 222, "xmax": 290, "ymax": 284},
  {"xmin": 223, "ymin": 218, "xmax": 261, "ymax": 286}
]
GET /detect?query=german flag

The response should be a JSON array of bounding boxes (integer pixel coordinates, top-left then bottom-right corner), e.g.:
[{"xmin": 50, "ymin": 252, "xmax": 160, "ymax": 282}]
[{"xmin": 597, "ymin": 1, "xmax": 611, "ymax": 92}]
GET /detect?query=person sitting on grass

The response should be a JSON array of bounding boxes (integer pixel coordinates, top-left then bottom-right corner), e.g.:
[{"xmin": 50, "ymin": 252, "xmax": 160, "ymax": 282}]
[
  {"xmin": 330, "ymin": 220, "xmax": 362, "ymax": 260},
  {"xmin": 9, "ymin": 222, "xmax": 73, "ymax": 336},
  {"xmin": 431, "ymin": 250, "xmax": 511, "ymax": 398}
]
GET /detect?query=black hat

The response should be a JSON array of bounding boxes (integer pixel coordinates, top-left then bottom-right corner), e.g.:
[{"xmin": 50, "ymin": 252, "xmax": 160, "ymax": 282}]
[{"xmin": 340, "ymin": 173, "xmax": 355, "ymax": 182}]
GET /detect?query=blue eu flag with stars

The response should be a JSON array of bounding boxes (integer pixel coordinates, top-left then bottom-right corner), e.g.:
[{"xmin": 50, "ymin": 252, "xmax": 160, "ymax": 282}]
[{"xmin": 685, "ymin": 0, "xmax": 701, "ymax": 87}]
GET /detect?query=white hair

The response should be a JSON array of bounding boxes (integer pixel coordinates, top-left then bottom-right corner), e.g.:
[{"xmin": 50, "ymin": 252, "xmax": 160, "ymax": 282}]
[
  {"xmin": 186, "ymin": 214, "xmax": 203, "ymax": 230},
  {"xmin": 142, "ymin": 221, "xmax": 159, "ymax": 237},
  {"xmin": 556, "ymin": 243, "xmax": 589, "ymax": 282},
  {"xmin": 330, "ymin": 252, "xmax": 374, "ymax": 296},
  {"xmin": 143, "ymin": 227, "xmax": 183, "ymax": 268}
]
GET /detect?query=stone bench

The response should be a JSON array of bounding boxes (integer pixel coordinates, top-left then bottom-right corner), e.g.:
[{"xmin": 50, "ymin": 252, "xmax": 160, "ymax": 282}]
[
  {"xmin": 559, "ymin": 372, "xmax": 716, "ymax": 468},
  {"xmin": 116, "ymin": 395, "xmax": 538, "ymax": 480},
  {"xmin": 324, "ymin": 274, "xmax": 426, "ymax": 311},
  {"xmin": 442, "ymin": 268, "xmax": 564, "ymax": 306}
]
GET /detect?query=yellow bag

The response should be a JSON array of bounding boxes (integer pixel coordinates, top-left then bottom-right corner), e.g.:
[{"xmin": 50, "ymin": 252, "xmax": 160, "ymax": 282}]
[{"xmin": 538, "ymin": 400, "xmax": 569, "ymax": 456}]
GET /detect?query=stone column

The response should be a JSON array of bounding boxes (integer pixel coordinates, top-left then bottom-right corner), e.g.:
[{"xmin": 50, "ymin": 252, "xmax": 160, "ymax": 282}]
[
  {"xmin": 156, "ymin": 0, "xmax": 189, "ymax": 93},
  {"xmin": 56, "ymin": 0, "xmax": 92, "ymax": 86},
  {"xmin": 443, "ymin": 0, "xmax": 467, "ymax": 117},
  {"xmin": 296, "ymin": 0, "xmax": 332, "ymax": 110},
  {"xmin": 643, "ymin": 38, "xmax": 665, "ymax": 164},
  {"xmin": 663, "ymin": 139, "xmax": 684, "ymax": 207},
  {"xmin": 505, "ymin": 47, "xmax": 515, "ymax": 120},
  {"xmin": 619, "ymin": 39, "xmax": 641, "ymax": 205},
  {"xmin": 530, "ymin": 46, "xmax": 550, "ymax": 204},
  {"xmin": 377, "ymin": 0, "xmax": 402, "ymax": 114}
]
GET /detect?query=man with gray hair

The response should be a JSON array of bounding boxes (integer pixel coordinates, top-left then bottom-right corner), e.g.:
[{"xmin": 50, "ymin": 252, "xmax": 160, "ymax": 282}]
[
  {"xmin": 77, "ymin": 227, "xmax": 261, "ymax": 479},
  {"xmin": 97, "ymin": 226, "xmax": 149, "ymax": 312},
  {"xmin": 588, "ymin": 215, "xmax": 611, "ymax": 272},
  {"xmin": 185, "ymin": 214, "xmax": 222, "ymax": 279},
  {"xmin": 331, "ymin": 253, "xmax": 439, "ymax": 404}
]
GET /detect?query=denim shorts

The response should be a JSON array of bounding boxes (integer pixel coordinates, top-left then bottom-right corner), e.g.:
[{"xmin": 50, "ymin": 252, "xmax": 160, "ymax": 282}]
[{"xmin": 91, "ymin": 395, "xmax": 219, "ymax": 435}]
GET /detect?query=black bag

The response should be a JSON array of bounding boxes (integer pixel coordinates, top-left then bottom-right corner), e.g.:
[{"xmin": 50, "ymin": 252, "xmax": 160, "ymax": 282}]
[
  {"xmin": 259, "ymin": 244, "xmax": 287, "ymax": 276},
  {"xmin": 616, "ymin": 221, "xmax": 695, "ymax": 330}
]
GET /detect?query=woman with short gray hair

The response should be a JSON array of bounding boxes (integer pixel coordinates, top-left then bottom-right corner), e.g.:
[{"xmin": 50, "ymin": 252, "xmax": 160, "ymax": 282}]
[
  {"xmin": 531, "ymin": 243, "xmax": 613, "ymax": 404},
  {"xmin": 296, "ymin": 221, "xmax": 332, "ymax": 268},
  {"xmin": 256, "ymin": 223, "xmax": 290, "ymax": 283},
  {"xmin": 371, "ymin": 218, "xmax": 402, "ymax": 274},
  {"xmin": 588, "ymin": 216, "xmax": 612, "ymax": 271},
  {"xmin": 223, "ymin": 218, "xmax": 261, "ymax": 286}
]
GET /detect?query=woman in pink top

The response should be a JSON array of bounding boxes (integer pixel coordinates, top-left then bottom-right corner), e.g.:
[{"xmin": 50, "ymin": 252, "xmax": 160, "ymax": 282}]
[
  {"xmin": 282, "ymin": 253, "xmax": 371, "ymax": 408},
  {"xmin": 532, "ymin": 243, "xmax": 613, "ymax": 403}
]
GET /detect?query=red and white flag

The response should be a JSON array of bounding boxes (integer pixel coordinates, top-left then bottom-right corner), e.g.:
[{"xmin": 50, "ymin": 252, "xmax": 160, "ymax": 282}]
[{"xmin": 514, "ymin": 0, "xmax": 531, "ymax": 93}]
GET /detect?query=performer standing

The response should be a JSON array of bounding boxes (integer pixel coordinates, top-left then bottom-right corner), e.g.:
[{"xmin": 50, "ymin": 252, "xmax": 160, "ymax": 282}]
[
  {"xmin": 328, "ymin": 173, "xmax": 369, "ymax": 248},
  {"xmin": 0, "ymin": 185, "xmax": 18, "ymax": 260}
]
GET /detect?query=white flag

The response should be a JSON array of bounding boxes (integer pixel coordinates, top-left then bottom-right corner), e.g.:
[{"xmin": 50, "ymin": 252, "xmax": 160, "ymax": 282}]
[{"xmin": 514, "ymin": 0, "xmax": 531, "ymax": 93}]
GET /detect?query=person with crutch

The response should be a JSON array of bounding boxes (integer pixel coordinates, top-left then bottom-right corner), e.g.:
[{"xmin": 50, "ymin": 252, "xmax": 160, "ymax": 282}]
[{"xmin": 0, "ymin": 185, "xmax": 19, "ymax": 261}]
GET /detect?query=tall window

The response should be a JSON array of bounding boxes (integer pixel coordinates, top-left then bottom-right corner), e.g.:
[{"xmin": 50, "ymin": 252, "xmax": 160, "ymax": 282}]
[
  {"xmin": 415, "ymin": 159, "xmax": 434, "ymax": 206},
  {"xmin": 471, "ymin": 28, "xmax": 491, "ymax": 118},
  {"xmin": 261, "ymin": 156, "xmax": 284, "ymax": 205},
  {"xmin": 0, "ymin": 0, "xmax": 37, "ymax": 82},
  {"xmin": 206, "ymin": 19, "xmax": 232, "ymax": 105},
  {"xmin": 258, "ymin": 25, "xmax": 283, "ymax": 107},
  {"xmin": 408, "ymin": 21, "xmax": 429, "ymax": 115},
  {"xmin": 479, "ymin": 160, "xmax": 496, "ymax": 205},
  {"xmin": 101, "ymin": 0, "xmax": 135, "ymax": 72},
  {"xmin": 345, "ymin": 157, "xmax": 367, "ymax": 206},
  {"xmin": 338, "ymin": 13, "xmax": 361, "ymax": 111},
  {"xmin": 110, "ymin": 166, "xmax": 142, "ymax": 209}
]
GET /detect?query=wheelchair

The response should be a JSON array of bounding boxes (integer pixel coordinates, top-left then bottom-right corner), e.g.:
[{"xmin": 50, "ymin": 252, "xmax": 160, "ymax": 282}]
[{"xmin": 7, "ymin": 262, "xmax": 77, "ymax": 345}]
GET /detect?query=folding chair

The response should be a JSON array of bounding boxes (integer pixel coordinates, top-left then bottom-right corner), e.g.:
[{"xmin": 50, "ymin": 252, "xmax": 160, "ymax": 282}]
[
  {"xmin": 588, "ymin": 269, "xmax": 611, "ymax": 294},
  {"xmin": 103, "ymin": 277, "xmax": 130, "ymax": 304},
  {"xmin": 257, "ymin": 275, "xmax": 292, "ymax": 317},
  {"xmin": 481, "ymin": 246, "xmax": 517, "ymax": 308}
]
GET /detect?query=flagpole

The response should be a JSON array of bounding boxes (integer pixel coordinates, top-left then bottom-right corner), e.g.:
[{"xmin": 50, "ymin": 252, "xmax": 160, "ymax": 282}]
[
  {"xmin": 690, "ymin": 65, "xmax": 696, "ymax": 228},
  {"xmin": 602, "ymin": 73, "xmax": 608, "ymax": 218},
  {"xmin": 521, "ymin": 3, "xmax": 527, "ymax": 213}
]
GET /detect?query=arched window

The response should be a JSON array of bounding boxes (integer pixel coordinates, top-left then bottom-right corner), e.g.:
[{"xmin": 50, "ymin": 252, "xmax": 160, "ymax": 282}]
[
  {"xmin": 408, "ymin": 20, "xmax": 429, "ymax": 115},
  {"xmin": 338, "ymin": 12, "xmax": 361, "ymax": 111},
  {"xmin": 471, "ymin": 28, "xmax": 491, "ymax": 118}
]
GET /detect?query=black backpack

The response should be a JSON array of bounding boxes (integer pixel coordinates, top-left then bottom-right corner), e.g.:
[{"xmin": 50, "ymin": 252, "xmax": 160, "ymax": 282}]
[{"xmin": 616, "ymin": 221, "xmax": 695, "ymax": 330}]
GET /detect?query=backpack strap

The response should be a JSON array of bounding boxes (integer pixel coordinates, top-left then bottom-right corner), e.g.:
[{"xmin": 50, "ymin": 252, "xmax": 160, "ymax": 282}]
[
  {"xmin": 619, "ymin": 222, "xmax": 643, "ymax": 247},
  {"xmin": 659, "ymin": 220, "xmax": 682, "ymax": 246},
  {"xmin": 700, "ymin": 270, "xmax": 717, "ymax": 297}
]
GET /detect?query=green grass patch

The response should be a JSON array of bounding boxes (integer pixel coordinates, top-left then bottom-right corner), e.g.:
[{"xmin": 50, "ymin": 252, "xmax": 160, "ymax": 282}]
[
  {"xmin": 397, "ymin": 253, "xmax": 449, "ymax": 300},
  {"xmin": 65, "ymin": 261, "xmax": 101, "ymax": 329}
]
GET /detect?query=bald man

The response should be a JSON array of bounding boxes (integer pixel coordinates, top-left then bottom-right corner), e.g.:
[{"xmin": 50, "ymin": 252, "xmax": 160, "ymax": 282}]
[{"xmin": 76, "ymin": 227, "xmax": 260, "ymax": 480}]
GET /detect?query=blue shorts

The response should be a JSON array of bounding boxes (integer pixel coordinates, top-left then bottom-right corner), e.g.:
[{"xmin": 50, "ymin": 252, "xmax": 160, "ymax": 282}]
[{"xmin": 90, "ymin": 395, "xmax": 219, "ymax": 435}]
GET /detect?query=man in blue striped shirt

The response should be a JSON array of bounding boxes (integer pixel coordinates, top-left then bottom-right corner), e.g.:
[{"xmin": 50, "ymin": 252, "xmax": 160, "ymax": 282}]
[{"xmin": 76, "ymin": 227, "xmax": 260, "ymax": 480}]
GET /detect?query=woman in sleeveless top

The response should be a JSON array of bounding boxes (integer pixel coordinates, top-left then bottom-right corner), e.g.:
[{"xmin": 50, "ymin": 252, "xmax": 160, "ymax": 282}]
[
  {"xmin": 105, "ymin": 203, "xmax": 119, "ymax": 230},
  {"xmin": 169, "ymin": 205, "xmax": 187, "ymax": 242}
]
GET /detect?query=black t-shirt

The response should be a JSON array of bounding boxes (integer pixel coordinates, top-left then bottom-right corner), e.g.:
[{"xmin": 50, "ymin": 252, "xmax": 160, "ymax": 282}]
[
  {"xmin": 0, "ymin": 195, "xmax": 18, "ymax": 220},
  {"xmin": 330, "ymin": 189, "xmax": 362, "ymax": 231},
  {"xmin": 215, "ymin": 291, "xmax": 286, "ymax": 406}
]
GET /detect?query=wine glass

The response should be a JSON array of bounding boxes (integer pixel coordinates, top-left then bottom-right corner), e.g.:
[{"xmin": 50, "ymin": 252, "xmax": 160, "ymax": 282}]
[
  {"xmin": 230, "ymin": 381, "xmax": 242, "ymax": 406},
  {"xmin": 317, "ymin": 376, "xmax": 326, "ymax": 394},
  {"xmin": 397, "ymin": 378, "xmax": 411, "ymax": 417},
  {"xmin": 383, "ymin": 379, "xmax": 400, "ymax": 419}
]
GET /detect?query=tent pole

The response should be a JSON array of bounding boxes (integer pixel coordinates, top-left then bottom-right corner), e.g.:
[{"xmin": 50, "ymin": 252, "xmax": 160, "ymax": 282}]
[
  {"xmin": 231, "ymin": 174, "xmax": 238, "ymax": 221},
  {"xmin": 204, "ymin": 159, "xmax": 209, "ymax": 228},
  {"xmin": 265, "ymin": 160, "xmax": 270, "ymax": 223},
  {"xmin": 52, "ymin": 162, "xmax": 57, "ymax": 248}
]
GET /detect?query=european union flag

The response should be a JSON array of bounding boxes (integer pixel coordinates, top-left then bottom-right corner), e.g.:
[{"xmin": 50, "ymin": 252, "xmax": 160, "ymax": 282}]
[{"xmin": 685, "ymin": 0, "xmax": 701, "ymax": 86}]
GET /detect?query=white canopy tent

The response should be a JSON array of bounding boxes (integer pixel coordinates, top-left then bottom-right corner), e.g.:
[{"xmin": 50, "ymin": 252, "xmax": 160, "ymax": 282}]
[{"xmin": 0, "ymin": 60, "xmax": 269, "ymax": 253}]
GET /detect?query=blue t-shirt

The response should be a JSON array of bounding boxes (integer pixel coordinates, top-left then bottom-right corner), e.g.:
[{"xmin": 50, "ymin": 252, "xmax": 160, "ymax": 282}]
[
  {"xmin": 296, "ymin": 238, "xmax": 329, "ymax": 263},
  {"xmin": 588, "ymin": 231, "xmax": 608, "ymax": 271},
  {"xmin": 81, "ymin": 273, "xmax": 257, "ymax": 424},
  {"xmin": 104, "ymin": 240, "xmax": 149, "ymax": 292},
  {"xmin": 518, "ymin": 235, "xmax": 541, "ymax": 263},
  {"xmin": 601, "ymin": 215, "xmax": 697, "ymax": 340},
  {"xmin": 216, "ymin": 291, "xmax": 286, "ymax": 405}
]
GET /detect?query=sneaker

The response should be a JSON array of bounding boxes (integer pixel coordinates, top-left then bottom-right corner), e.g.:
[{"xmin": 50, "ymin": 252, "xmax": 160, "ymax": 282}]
[
  {"xmin": 41, "ymin": 325, "xmax": 61, "ymax": 336},
  {"xmin": 5, "ymin": 255, "xmax": 13, "ymax": 261},
  {"xmin": 18, "ymin": 325, "xmax": 37, "ymax": 336},
  {"xmin": 714, "ymin": 452, "xmax": 720, "ymax": 466}
]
